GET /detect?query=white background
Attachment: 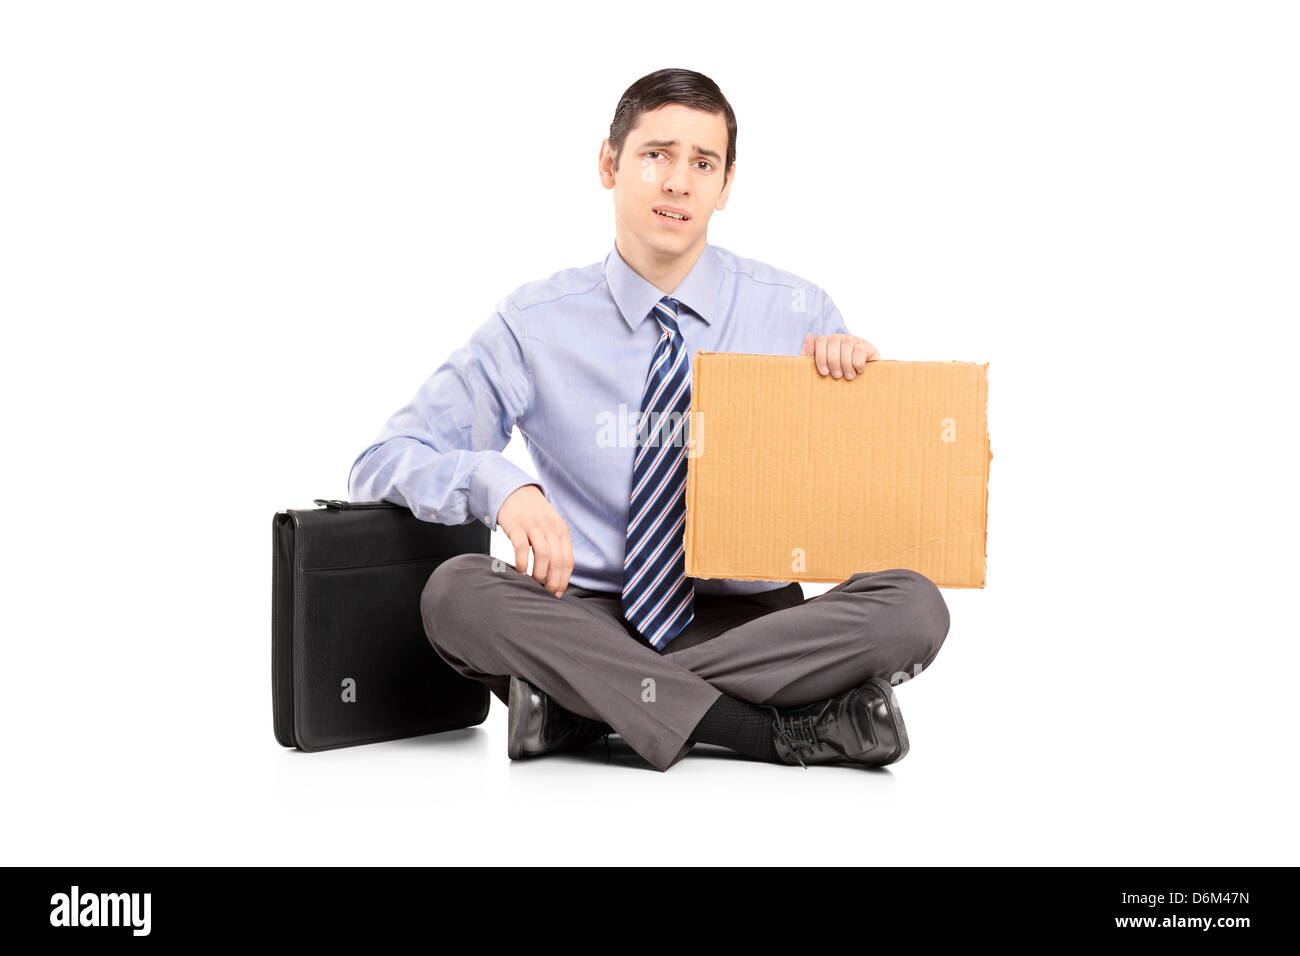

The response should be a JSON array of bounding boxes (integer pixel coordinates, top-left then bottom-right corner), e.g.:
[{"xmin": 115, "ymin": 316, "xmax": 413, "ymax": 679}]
[{"xmin": 2, "ymin": 0, "xmax": 1296, "ymax": 865}]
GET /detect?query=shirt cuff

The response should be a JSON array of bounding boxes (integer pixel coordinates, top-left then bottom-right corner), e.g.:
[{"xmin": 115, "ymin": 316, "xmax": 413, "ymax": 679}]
[{"xmin": 469, "ymin": 455, "xmax": 548, "ymax": 532}]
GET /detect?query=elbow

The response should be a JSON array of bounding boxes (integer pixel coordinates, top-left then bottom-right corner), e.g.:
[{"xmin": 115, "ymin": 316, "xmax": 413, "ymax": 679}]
[{"xmin": 347, "ymin": 444, "xmax": 381, "ymax": 503}]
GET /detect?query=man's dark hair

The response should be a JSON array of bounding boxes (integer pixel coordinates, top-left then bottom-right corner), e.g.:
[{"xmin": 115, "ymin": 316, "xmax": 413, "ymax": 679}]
[{"xmin": 608, "ymin": 68, "xmax": 737, "ymax": 184}]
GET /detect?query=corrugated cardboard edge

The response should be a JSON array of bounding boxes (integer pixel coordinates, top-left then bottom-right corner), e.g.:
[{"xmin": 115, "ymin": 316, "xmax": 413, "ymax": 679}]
[
  {"xmin": 684, "ymin": 352, "xmax": 991, "ymax": 589},
  {"xmin": 980, "ymin": 362, "xmax": 991, "ymax": 588}
]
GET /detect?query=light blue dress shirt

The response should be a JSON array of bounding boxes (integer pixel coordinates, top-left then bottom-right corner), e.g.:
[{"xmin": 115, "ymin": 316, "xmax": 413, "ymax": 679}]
[{"xmin": 347, "ymin": 240, "xmax": 852, "ymax": 596}]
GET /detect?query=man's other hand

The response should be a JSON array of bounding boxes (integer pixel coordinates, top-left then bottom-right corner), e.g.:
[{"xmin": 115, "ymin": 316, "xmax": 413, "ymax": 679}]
[
  {"xmin": 496, "ymin": 484, "xmax": 574, "ymax": 599},
  {"xmin": 801, "ymin": 332, "xmax": 882, "ymax": 380}
]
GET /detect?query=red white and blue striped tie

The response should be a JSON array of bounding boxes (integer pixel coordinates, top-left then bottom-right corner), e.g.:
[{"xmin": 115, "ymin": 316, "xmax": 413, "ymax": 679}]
[{"xmin": 621, "ymin": 295, "xmax": 694, "ymax": 651}]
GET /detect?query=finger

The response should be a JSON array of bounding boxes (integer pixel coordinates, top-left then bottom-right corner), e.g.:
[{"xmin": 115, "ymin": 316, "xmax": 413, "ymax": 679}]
[
  {"xmin": 543, "ymin": 528, "xmax": 566, "ymax": 596},
  {"xmin": 509, "ymin": 531, "xmax": 530, "ymax": 575},
  {"xmin": 825, "ymin": 335, "xmax": 844, "ymax": 378},
  {"xmin": 851, "ymin": 341, "xmax": 870, "ymax": 374},
  {"xmin": 800, "ymin": 332, "xmax": 814, "ymax": 357},
  {"xmin": 862, "ymin": 339, "xmax": 882, "ymax": 362},
  {"xmin": 838, "ymin": 337, "xmax": 856, "ymax": 379},
  {"xmin": 529, "ymin": 530, "xmax": 550, "ymax": 590},
  {"xmin": 814, "ymin": 335, "xmax": 829, "ymax": 375},
  {"xmin": 554, "ymin": 525, "xmax": 573, "ymax": 598}
]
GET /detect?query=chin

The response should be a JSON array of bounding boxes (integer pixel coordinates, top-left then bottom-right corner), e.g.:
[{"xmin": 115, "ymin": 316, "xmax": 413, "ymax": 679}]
[{"xmin": 659, "ymin": 235, "xmax": 695, "ymax": 254}]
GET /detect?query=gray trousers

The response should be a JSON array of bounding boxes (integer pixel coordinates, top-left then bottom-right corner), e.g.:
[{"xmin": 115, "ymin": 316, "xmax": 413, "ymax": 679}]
[{"xmin": 420, "ymin": 553, "xmax": 951, "ymax": 771}]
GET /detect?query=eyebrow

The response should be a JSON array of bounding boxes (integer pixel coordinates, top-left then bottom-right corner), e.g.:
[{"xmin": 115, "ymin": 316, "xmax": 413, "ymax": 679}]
[{"xmin": 636, "ymin": 139, "xmax": 724, "ymax": 165}]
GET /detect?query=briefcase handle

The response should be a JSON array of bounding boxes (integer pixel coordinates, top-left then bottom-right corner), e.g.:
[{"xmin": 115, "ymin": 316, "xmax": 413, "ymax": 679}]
[{"xmin": 312, "ymin": 498, "xmax": 403, "ymax": 511}]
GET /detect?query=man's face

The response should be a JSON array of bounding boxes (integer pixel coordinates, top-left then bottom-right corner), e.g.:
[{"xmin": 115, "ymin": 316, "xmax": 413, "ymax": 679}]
[{"xmin": 600, "ymin": 104, "xmax": 734, "ymax": 261}]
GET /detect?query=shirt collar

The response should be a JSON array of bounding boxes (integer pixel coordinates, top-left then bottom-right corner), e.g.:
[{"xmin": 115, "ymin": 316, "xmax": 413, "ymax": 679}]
[{"xmin": 605, "ymin": 240, "xmax": 719, "ymax": 332}]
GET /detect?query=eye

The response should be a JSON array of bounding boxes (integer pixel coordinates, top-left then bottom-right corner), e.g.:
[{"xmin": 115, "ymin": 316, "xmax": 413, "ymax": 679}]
[
  {"xmin": 696, "ymin": 161, "xmax": 713, "ymax": 172},
  {"xmin": 645, "ymin": 150, "xmax": 664, "ymax": 160}
]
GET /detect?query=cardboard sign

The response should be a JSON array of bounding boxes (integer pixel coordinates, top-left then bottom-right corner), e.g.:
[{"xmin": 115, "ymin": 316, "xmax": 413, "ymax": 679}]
[{"xmin": 682, "ymin": 353, "xmax": 990, "ymax": 588}]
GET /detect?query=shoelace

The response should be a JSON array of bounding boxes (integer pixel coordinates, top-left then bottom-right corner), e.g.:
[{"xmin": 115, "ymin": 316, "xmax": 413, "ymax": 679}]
[{"xmin": 766, "ymin": 699, "xmax": 835, "ymax": 769}]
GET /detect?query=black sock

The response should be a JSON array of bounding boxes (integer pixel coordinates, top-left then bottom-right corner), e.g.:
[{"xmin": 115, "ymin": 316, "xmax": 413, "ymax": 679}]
[{"xmin": 688, "ymin": 693, "xmax": 779, "ymax": 762}]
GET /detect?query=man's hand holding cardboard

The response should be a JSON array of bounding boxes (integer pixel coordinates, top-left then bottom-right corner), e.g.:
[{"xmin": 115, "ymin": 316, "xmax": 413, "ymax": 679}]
[{"xmin": 800, "ymin": 332, "xmax": 881, "ymax": 380}]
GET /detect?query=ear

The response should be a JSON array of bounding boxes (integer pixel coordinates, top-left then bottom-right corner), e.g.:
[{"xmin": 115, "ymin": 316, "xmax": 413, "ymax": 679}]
[
  {"xmin": 715, "ymin": 161, "xmax": 736, "ymax": 211},
  {"xmin": 598, "ymin": 139, "xmax": 617, "ymax": 189}
]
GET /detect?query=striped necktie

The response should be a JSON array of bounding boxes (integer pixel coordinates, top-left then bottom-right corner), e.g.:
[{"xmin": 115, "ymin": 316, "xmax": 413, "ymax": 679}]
[{"xmin": 621, "ymin": 295, "xmax": 695, "ymax": 651}]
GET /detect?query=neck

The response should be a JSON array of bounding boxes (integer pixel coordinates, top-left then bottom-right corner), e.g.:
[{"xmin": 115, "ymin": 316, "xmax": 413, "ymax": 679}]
[{"xmin": 614, "ymin": 230, "xmax": 707, "ymax": 295}]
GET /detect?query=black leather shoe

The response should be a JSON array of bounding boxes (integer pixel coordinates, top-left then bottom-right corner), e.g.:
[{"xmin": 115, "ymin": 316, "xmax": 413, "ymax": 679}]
[
  {"xmin": 766, "ymin": 676, "xmax": 910, "ymax": 768},
  {"xmin": 507, "ymin": 675, "xmax": 614, "ymax": 761}
]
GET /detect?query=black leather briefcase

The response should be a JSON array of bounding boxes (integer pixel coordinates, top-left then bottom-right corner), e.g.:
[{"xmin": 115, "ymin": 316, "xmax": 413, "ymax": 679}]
[{"xmin": 272, "ymin": 498, "xmax": 490, "ymax": 751}]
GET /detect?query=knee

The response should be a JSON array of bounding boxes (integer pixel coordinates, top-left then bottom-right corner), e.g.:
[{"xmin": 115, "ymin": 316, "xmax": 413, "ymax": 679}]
[
  {"xmin": 891, "ymin": 568, "xmax": 950, "ymax": 664},
  {"xmin": 420, "ymin": 552, "xmax": 490, "ymax": 649},
  {"xmin": 852, "ymin": 567, "xmax": 950, "ymax": 667}
]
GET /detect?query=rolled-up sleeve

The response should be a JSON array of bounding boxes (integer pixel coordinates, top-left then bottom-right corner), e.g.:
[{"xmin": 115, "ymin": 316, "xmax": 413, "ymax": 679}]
[{"xmin": 347, "ymin": 301, "xmax": 548, "ymax": 531}]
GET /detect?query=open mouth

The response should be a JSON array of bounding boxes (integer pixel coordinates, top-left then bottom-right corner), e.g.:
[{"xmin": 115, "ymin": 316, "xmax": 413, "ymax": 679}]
[{"xmin": 654, "ymin": 207, "xmax": 690, "ymax": 222}]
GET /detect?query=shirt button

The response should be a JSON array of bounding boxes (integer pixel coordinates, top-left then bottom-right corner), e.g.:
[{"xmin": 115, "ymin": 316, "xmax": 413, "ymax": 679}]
[{"xmin": 483, "ymin": 514, "xmax": 490, "ymax": 523}]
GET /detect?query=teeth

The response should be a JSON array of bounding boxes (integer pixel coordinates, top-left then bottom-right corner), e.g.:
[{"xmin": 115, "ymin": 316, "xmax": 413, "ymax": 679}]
[{"xmin": 657, "ymin": 209, "xmax": 686, "ymax": 220}]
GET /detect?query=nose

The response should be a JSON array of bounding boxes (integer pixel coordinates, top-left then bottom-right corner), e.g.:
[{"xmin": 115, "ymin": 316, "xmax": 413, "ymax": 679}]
[{"xmin": 662, "ymin": 156, "xmax": 690, "ymax": 196}]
